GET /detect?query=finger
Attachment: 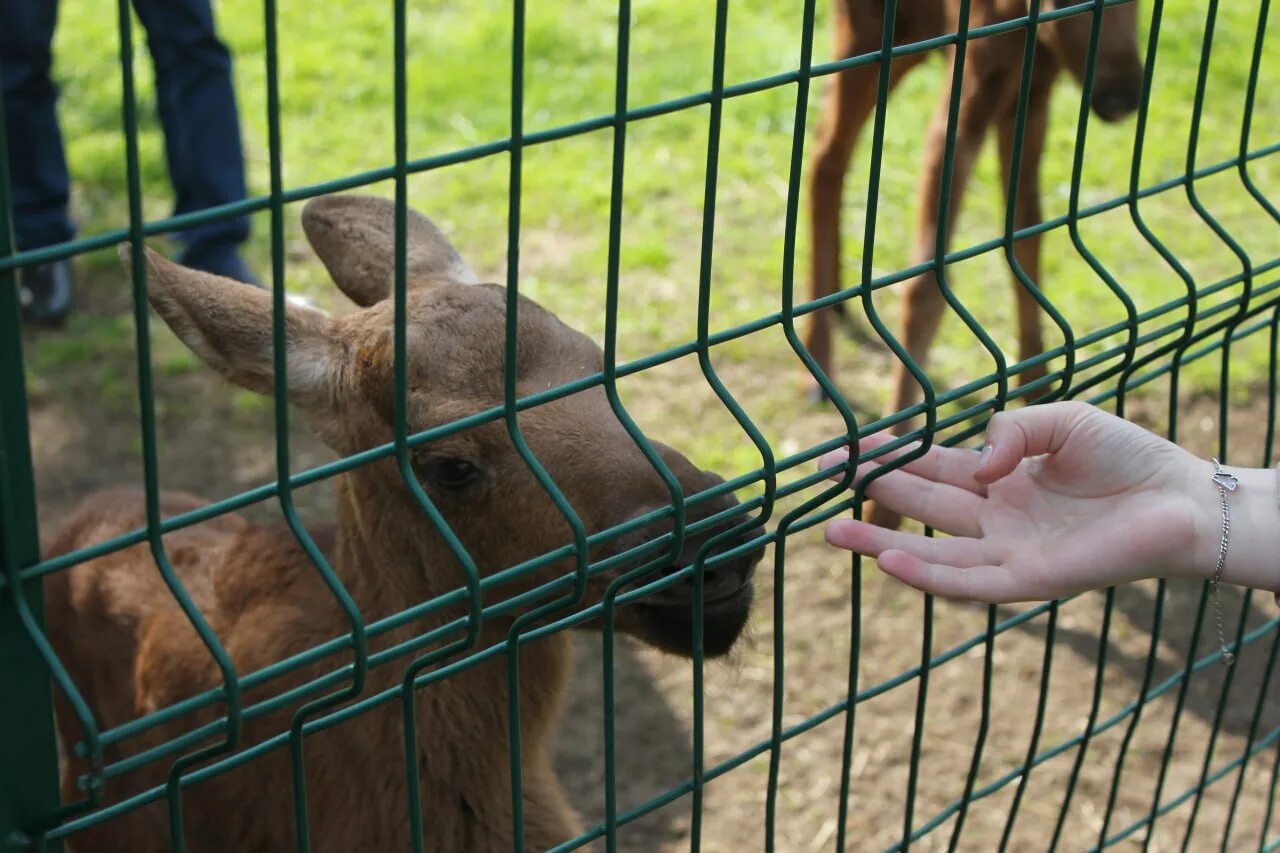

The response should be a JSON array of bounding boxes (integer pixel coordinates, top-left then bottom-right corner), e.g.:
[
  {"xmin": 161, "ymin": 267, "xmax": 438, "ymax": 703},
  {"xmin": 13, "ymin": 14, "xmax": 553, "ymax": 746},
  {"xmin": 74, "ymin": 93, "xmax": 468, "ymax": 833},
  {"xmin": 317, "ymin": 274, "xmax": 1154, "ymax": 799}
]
[
  {"xmin": 851, "ymin": 462, "xmax": 983, "ymax": 537},
  {"xmin": 824, "ymin": 519, "xmax": 988, "ymax": 565},
  {"xmin": 817, "ymin": 445, "xmax": 853, "ymax": 474},
  {"xmin": 975, "ymin": 401, "xmax": 1096, "ymax": 484},
  {"xmin": 819, "ymin": 433, "xmax": 987, "ymax": 496},
  {"xmin": 875, "ymin": 550, "xmax": 1033, "ymax": 604},
  {"xmin": 816, "ymin": 432, "xmax": 893, "ymax": 474}
]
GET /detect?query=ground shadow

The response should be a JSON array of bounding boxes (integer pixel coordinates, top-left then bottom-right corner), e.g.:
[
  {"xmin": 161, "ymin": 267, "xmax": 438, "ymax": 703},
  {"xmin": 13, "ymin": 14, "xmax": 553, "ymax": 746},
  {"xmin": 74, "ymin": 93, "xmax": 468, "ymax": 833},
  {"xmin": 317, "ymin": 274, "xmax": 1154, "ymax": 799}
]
[
  {"xmin": 555, "ymin": 632, "xmax": 693, "ymax": 851},
  {"xmin": 996, "ymin": 579, "xmax": 1280, "ymax": 744}
]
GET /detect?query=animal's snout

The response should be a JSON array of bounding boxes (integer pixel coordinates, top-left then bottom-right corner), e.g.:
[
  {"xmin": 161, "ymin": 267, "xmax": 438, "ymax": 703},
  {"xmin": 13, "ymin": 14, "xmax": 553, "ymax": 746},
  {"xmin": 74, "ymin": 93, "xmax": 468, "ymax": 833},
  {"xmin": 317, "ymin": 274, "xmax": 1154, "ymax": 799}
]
[
  {"xmin": 1091, "ymin": 82, "xmax": 1141, "ymax": 123},
  {"xmin": 649, "ymin": 526, "xmax": 764, "ymax": 608},
  {"xmin": 609, "ymin": 502, "xmax": 764, "ymax": 659}
]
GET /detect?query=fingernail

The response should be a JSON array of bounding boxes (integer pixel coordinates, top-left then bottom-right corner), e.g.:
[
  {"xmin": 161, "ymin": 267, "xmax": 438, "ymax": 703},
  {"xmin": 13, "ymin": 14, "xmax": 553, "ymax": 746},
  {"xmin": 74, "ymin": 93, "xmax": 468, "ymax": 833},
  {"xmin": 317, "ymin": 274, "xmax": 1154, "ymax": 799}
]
[{"xmin": 979, "ymin": 445, "xmax": 994, "ymax": 466}]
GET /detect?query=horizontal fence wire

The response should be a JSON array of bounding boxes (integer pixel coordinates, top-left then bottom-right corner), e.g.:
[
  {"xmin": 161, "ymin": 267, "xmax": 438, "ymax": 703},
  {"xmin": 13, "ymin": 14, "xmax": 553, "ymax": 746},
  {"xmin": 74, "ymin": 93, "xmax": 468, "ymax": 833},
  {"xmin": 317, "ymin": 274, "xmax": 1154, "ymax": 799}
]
[{"xmin": 1, "ymin": 0, "xmax": 1278, "ymax": 849}]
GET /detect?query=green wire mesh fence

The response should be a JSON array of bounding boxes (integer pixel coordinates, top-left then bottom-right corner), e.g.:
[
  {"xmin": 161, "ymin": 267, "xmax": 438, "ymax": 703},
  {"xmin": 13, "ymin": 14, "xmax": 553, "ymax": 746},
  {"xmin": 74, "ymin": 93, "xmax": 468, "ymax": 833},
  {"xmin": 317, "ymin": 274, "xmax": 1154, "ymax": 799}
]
[{"xmin": 2, "ymin": 0, "xmax": 1279, "ymax": 849}]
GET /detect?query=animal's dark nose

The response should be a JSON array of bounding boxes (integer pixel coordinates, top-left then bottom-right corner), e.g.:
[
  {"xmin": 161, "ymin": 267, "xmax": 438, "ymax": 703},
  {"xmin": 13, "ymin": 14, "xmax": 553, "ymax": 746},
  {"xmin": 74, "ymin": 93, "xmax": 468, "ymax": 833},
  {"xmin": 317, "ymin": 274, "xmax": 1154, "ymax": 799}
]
[
  {"xmin": 1091, "ymin": 84, "xmax": 1141, "ymax": 123},
  {"xmin": 611, "ymin": 503, "xmax": 764, "ymax": 658},
  {"xmin": 656, "ymin": 527, "xmax": 763, "ymax": 605}
]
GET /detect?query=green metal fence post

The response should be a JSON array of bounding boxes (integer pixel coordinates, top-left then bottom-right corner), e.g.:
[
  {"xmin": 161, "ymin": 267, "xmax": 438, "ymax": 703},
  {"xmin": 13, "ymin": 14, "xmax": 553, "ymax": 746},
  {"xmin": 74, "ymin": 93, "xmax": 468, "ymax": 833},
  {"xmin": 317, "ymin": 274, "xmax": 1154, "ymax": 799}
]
[
  {"xmin": 0, "ymin": 65, "xmax": 63, "ymax": 853},
  {"xmin": 0, "ymin": 376, "xmax": 61, "ymax": 853}
]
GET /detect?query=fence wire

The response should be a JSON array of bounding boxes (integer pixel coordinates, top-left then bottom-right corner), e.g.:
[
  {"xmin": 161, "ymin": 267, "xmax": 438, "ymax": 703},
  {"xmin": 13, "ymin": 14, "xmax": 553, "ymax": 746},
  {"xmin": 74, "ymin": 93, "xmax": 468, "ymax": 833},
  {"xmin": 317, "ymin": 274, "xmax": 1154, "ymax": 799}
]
[{"xmin": 1, "ymin": 0, "xmax": 1278, "ymax": 850}]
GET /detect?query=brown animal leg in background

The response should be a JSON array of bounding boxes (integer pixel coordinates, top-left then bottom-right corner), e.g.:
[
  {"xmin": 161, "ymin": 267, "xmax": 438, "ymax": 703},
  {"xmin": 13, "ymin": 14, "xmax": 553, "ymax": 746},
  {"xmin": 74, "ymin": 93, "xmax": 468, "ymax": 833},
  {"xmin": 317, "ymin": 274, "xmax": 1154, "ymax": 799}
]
[
  {"xmin": 805, "ymin": 7, "xmax": 923, "ymax": 401},
  {"xmin": 885, "ymin": 63, "xmax": 1002, "ymax": 431},
  {"xmin": 806, "ymin": 62, "xmax": 880, "ymax": 400},
  {"xmin": 870, "ymin": 53, "xmax": 1003, "ymax": 530},
  {"xmin": 997, "ymin": 73, "xmax": 1053, "ymax": 397}
]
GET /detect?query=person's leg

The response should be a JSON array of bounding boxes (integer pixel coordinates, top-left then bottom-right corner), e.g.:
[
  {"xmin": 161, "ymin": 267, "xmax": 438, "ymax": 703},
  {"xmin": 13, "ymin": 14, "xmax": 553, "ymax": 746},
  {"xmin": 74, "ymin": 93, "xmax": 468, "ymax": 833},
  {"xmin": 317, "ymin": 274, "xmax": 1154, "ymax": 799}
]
[
  {"xmin": 1, "ymin": 0, "xmax": 74, "ymax": 324},
  {"xmin": 131, "ymin": 0, "xmax": 257, "ymax": 284}
]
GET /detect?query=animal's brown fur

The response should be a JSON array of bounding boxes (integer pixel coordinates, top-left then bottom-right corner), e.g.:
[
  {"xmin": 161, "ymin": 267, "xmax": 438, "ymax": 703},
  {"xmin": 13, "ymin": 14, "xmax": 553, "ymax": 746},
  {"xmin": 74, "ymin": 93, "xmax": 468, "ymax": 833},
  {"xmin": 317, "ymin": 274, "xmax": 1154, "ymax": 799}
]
[
  {"xmin": 45, "ymin": 195, "xmax": 763, "ymax": 851},
  {"xmin": 804, "ymin": 0, "xmax": 1143, "ymax": 525}
]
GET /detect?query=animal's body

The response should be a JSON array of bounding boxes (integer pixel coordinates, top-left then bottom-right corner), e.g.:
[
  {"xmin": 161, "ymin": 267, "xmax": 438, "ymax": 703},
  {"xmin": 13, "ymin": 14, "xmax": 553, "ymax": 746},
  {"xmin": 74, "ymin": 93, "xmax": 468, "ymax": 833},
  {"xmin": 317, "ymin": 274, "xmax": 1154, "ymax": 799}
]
[
  {"xmin": 805, "ymin": 0, "xmax": 1143, "ymax": 527},
  {"xmin": 47, "ymin": 195, "xmax": 762, "ymax": 851}
]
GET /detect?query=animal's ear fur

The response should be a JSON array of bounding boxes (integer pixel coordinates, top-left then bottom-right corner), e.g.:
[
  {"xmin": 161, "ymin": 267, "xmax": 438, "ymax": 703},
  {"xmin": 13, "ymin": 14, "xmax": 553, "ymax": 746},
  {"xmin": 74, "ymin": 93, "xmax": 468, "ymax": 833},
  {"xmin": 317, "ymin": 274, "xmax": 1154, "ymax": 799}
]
[
  {"xmin": 123, "ymin": 245, "xmax": 338, "ymax": 413},
  {"xmin": 300, "ymin": 194, "xmax": 477, "ymax": 307}
]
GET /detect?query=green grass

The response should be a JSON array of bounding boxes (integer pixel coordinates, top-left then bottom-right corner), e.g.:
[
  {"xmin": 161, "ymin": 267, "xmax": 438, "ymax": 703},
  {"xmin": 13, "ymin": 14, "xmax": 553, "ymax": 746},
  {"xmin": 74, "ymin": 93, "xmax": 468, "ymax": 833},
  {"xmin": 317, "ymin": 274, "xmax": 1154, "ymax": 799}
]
[{"xmin": 33, "ymin": 0, "xmax": 1280, "ymax": 480}]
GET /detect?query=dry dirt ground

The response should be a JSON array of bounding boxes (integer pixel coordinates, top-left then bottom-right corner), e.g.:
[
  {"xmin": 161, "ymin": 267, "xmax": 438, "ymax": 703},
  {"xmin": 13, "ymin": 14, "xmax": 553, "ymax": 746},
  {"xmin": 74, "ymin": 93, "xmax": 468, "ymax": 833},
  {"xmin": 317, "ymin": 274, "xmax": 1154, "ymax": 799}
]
[{"xmin": 22, "ymin": 270, "xmax": 1280, "ymax": 852}]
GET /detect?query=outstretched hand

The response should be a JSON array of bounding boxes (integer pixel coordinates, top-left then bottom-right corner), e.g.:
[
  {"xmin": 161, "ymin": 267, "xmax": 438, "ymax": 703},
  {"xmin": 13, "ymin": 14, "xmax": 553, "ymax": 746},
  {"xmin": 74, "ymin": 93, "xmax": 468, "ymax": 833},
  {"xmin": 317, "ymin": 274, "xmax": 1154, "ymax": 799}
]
[{"xmin": 822, "ymin": 402, "xmax": 1216, "ymax": 603}]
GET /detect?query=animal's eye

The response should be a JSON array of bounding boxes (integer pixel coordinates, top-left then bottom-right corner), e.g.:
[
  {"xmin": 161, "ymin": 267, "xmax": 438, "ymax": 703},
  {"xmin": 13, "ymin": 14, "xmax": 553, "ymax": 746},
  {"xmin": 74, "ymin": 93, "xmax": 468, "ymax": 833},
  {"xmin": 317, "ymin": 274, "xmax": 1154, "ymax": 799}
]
[{"xmin": 421, "ymin": 457, "xmax": 483, "ymax": 491}]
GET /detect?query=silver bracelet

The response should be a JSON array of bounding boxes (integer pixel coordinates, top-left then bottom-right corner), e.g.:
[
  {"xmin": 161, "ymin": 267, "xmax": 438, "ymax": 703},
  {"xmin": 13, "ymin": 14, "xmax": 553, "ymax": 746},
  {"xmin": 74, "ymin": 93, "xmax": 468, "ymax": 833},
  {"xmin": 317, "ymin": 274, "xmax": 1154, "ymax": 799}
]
[{"xmin": 1210, "ymin": 458, "xmax": 1239, "ymax": 666}]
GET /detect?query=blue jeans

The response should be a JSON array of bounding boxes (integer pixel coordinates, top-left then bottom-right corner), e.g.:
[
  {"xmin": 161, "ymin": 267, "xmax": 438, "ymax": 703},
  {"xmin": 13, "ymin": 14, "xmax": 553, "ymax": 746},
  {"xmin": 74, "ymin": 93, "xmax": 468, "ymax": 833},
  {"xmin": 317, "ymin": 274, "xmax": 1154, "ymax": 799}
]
[{"xmin": 1, "ymin": 0, "xmax": 250, "ymax": 264}]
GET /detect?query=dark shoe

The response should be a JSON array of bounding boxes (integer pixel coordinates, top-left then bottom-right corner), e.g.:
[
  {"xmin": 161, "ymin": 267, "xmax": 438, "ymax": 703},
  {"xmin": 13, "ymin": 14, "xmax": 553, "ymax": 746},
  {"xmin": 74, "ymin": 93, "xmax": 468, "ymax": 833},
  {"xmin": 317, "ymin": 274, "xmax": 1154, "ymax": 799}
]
[
  {"xmin": 18, "ymin": 260, "xmax": 74, "ymax": 327},
  {"xmin": 179, "ymin": 247, "xmax": 262, "ymax": 288}
]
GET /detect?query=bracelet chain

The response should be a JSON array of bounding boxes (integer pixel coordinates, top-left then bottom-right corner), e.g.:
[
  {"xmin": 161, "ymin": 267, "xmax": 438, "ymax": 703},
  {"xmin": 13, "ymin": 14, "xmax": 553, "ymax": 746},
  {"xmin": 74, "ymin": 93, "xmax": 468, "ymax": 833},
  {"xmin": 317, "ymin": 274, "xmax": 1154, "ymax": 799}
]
[{"xmin": 1210, "ymin": 458, "xmax": 1236, "ymax": 667}]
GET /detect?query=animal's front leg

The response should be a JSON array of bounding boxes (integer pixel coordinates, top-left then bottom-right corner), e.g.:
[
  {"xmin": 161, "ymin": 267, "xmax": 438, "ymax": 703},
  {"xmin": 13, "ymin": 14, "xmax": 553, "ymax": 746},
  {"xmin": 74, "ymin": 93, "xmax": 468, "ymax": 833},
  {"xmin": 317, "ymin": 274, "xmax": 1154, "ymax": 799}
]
[{"xmin": 997, "ymin": 72, "xmax": 1053, "ymax": 397}]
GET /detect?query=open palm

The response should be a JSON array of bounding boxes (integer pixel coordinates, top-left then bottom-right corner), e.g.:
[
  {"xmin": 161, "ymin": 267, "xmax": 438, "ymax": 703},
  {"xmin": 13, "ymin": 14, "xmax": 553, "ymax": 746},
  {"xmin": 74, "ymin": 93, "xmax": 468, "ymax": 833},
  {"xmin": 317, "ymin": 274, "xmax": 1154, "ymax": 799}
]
[{"xmin": 823, "ymin": 402, "xmax": 1210, "ymax": 602}]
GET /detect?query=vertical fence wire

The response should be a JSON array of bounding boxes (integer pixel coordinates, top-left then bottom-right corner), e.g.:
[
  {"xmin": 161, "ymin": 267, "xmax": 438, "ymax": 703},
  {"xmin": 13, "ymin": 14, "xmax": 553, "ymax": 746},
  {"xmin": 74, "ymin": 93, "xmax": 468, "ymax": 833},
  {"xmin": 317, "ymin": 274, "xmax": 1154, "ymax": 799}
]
[
  {"xmin": 1050, "ymin": 21, "xmax": 1128, "ymax": 830},
  {"xmin": 1059, "ymin": 0, "xmax": 1138, "ymax": 401},
  {"xmin": 595, "ymin": 2, "xmax": 692, "ymax": 849},
  {"xmin": 688, "ymin": 2, "xmax": 779, "ymax": 847},
  {"xmin": 998, "ymin": 603, "xmax": 1057, "ymax": 850},
  {"xmin": 899, "ymin": 580, "xmax": 933, "ymax": 851},
  {"xmin": 496, "ymin": 3, "xmax": 597, "ymax": 848},
  {"xmin": 114, "ymin": 4, "xmax": 243, "ymax": 848},
  {"xmin": 1106, "ymin": 0, "xmax": 1197, "ymax": 403},
  {"xmin": 1256, "ymin": 307, "xmax": 1280, "ymax": 852},
  {"xmin": 386, "ymin": 0, "xmax": 488, "ymax": 846},
  {"xmin": 1222, "ymin": 618, "xmax": 1280, "ymax": 851},
  {"xmin": 947, "ymin": 604, "xmax": 996, "ymax": 852},
  {"xmin": 1095, "ymin": 9, "xmax": 1194, "ymax": 837},
  {"xmin": 1000, "ymin": 2, "xmax": 1075, "ymax": 402},
  {"xmin": 1049, "ymin": 589, "xmax": 1115, "ymax": 851},
  {"xmin": 910, "ymin": 5, "xmax": 1005, "ymax": 847},
  {"xmin": 1179, "ymin": 294, "xmax": 1258, "ymax": 853},
  {"xmin": 763, "ymin": 0, "xmax": 865, "ymax": 846},
  {"xmin": 255, "ymin": 2, "xmax": 372, "ymax": 848},
  {"xmin": 836, "ymin": 545, "xmax": 863, "ymax": 850},
  {"xmin": 1236, "ymin": 0, "xmax": 1278, "ymax": 227},
  {"xmin": 1180, "ymin": 140, "xmax": 1278, "ymax": 836},
  {"xmin": 925, "ymin": 0, "xmax": 1009, "ymax": 411},
  {"xmin": 997, "ymin": 4, "xmax": 1059, "ymax": 845},
  {"xmin": 1180, "ymin": 586, "xmax": 1255, "ymax": 849},
  {"xmin": 1179, "ymin": 30, "xmax": 1257, "ymax": 821},
  {"xmin": 892, "ymin": 1, "xmax": 1003, "ymax": 845},
  {"xmin": 1144, "ymin": 0, "xmax": 1255, "ymax": 841},
  {"xmin": 835, "ymin": 1, "xmax": 951, "ymax": 846}
]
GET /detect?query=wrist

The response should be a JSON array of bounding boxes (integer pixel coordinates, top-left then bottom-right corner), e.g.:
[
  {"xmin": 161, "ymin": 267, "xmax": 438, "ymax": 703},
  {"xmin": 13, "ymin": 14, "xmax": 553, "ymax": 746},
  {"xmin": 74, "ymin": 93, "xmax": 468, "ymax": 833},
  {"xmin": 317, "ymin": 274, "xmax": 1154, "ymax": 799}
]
[
  {"xmin": 1185, "ymin": 460, "xmax": 1280, "ymax": 594},
  {"xmin": 1182, "ymin": 456, "xmax": 1224, "ymax": 581}
]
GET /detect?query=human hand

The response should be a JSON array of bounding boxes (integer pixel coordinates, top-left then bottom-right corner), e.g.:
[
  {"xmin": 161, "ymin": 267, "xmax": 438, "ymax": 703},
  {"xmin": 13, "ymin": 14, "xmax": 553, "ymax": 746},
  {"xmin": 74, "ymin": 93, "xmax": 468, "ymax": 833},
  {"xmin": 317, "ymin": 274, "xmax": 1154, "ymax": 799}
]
[{"xmin": 821, "ymin": 401, "xmax": 1220, "ymax": 603}]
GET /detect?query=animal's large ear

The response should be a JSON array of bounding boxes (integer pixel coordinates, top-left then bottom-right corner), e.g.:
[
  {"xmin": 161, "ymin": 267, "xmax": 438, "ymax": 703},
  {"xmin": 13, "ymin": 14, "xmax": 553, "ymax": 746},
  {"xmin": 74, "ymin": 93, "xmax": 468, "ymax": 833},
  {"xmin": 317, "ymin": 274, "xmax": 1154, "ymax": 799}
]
[
  {"xmin": 300, "ymin": 194, "xmax": 478, "ymax": 307},
  {"xmin": 124, "ymin": 246, "xmax": 338, "ymax": 412}
]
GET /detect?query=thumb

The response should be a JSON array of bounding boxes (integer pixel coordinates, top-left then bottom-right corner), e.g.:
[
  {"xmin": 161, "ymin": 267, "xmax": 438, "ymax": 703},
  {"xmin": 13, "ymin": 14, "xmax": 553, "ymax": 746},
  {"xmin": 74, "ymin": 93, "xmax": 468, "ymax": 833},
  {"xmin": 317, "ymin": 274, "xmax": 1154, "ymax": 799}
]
[{"xmin": 974, "ymin": 402, "xmax": 1095, "ymax": 484}]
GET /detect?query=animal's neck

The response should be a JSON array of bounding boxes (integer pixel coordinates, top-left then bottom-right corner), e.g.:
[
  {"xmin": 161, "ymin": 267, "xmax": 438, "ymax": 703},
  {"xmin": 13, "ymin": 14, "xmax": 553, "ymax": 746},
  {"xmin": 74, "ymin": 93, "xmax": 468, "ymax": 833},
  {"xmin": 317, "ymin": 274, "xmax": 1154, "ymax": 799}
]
[
  {"xmin": 330, "ymin": 474, "xmax": 440, "ymax": 620},
  {"xmin": 327, "ymin": 472, "xmax": 573, "ymax": 745}
]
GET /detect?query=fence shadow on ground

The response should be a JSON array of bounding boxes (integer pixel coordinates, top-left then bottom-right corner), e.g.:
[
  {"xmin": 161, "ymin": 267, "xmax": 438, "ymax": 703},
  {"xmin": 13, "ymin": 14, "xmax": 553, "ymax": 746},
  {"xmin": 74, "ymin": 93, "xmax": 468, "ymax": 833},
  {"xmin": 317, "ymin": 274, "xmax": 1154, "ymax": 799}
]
[
  {"xmin": 556, "ymin": 634, "xmax": 692, "ymax": 849},
  {"xmin": 998, "ymin": 580, "xmax": 1280, "ymax": 743}
]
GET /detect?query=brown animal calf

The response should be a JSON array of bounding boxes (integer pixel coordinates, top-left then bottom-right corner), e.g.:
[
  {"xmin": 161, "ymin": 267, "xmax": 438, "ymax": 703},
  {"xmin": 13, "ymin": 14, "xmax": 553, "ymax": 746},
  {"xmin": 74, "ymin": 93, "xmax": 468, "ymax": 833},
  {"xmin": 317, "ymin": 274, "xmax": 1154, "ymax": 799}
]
[
  {"xmin": 45, "ymin": 194, "xmax": 763, "ymax": 851},
  {"xmin": 805, "ymin": 0, "xmax": 1143, "ymax": 523}
]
